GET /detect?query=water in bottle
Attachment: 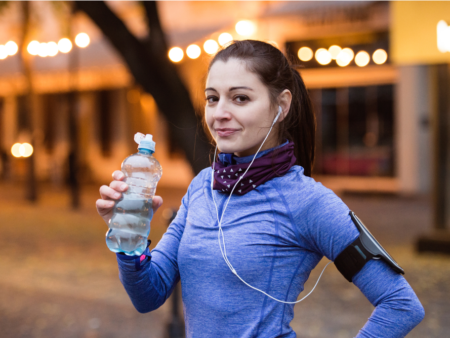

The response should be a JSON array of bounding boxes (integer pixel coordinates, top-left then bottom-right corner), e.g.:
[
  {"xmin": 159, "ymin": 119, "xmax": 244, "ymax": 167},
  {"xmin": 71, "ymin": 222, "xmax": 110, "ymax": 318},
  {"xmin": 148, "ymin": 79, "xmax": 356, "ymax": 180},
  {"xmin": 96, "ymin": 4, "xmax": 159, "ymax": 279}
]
[{"xmin": 106, "ymin": 133, "xmax": 162, "ymax": 256}]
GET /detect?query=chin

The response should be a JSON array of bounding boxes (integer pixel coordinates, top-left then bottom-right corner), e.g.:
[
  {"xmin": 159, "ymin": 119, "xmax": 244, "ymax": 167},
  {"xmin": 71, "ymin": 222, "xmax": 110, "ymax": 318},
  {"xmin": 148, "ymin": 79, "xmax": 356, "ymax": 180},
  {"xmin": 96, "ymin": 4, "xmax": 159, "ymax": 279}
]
[{"xmin": 216, "ymin": 139, "xmax": 244, "ymax": 154}]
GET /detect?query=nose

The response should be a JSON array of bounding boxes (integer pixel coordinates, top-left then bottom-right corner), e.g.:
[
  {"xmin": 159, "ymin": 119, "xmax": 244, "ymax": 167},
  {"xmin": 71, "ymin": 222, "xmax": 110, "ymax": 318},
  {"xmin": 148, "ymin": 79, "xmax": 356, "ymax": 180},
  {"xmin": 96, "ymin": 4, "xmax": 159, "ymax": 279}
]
[{"xmin": 212, "ymin": 100, "xmax": 232, "ymax": 122}]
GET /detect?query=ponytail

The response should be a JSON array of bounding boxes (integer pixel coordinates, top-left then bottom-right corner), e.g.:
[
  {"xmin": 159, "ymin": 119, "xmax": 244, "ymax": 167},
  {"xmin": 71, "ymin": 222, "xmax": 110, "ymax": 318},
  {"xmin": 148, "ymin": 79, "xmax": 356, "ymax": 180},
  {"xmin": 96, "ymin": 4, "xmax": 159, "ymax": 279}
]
[{"xmin": 287, "ymin": 66, "xmax": 315, "ymax": 176}]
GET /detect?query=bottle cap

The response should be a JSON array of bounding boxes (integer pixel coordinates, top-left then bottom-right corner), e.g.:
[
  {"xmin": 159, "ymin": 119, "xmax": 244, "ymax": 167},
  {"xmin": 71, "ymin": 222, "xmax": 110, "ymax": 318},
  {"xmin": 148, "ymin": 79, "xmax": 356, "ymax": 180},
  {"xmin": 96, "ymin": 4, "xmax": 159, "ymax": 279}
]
[{"xmin": 134, "ymin": 132, "xmax": 156, "ymax": 152}]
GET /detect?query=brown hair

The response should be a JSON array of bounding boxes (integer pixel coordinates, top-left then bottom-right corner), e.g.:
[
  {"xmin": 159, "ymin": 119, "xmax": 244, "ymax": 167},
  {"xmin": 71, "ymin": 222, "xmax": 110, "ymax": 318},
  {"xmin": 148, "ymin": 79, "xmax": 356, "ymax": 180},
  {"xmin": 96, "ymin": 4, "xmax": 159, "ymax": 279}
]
[{"xmin": 205, "ymin": 39, "xmax": 316, "ymax": 177}]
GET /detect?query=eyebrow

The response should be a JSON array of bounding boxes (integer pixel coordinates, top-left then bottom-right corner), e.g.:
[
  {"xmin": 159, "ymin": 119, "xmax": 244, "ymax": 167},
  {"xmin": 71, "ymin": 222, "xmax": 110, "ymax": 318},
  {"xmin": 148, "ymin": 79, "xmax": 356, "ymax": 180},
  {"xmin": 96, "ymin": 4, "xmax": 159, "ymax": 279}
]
[{"xmin": 204, "ymin": 86, "xmax": 254, "ymax": 92}]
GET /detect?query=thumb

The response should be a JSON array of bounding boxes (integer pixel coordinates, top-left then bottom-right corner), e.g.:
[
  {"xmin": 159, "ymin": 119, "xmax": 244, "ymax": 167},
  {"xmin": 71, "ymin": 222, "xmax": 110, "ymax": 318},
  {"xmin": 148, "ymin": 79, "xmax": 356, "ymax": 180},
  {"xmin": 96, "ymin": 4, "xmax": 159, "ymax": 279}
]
[{"xmin": 152, "ymin": 196, "xmax": 163, "ymax": 213}]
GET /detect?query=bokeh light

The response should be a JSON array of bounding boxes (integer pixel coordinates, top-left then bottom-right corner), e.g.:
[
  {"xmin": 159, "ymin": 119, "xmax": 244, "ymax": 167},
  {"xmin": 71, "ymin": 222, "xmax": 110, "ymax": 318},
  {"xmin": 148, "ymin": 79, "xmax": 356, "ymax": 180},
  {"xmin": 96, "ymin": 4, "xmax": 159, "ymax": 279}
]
[
  {"xmin": 38, "ymin": 42, "xmax": 48, "ymax": 57},
  {"xmin": 341, "ymin": 48, "xmax": 354, "ymax": 60},
  {"xmin": 328, "ymin": 45, "xmax": 342, "ymax": 60},
  {"xmin": 355, "ymin": 51, "xmax": 370, "ymax": 67},
  {"xmin": 235, "ymin": 20, "xmax": 256, "ymax": 36},
  {"xmin": 218, "ymin": 33, "xmax": 233, "ymax": 46},
  {"xmin": 186, "ymin": 44, "xmax": 201, "ymax": 59},
  {"xmin": 168, "ymin": 47, "xmax": 184, "ymax": 62},
  {"xmin": 11, "ymin": 143, "xmax": 33, "ymax": 157},
  {"xmin": 27, "ymin": 40, "xmax": 39, "ymax": 55},
  {"xmin": 315, "ymin": 48, "xmax": 332, "ymax": 65},
  {"xmin": 5, "ymin": 41, "xmax": 18, "ymax": 56},
  {"xmin": 0, "ymin": 45, "xmax": 7, "ymax": 60},
  {"xmin": 437, "ymin": 20, "xmax": 450, "ymax": 53},
  {"xmin": 203, "ymin": 39, "xmax": 219, "ymax": 55},
  {"xmin": 298, "ymin": 47, "xmax": 313, "ymax": 61},
  {"xmin": 20, "ymin": 143, "xmax": 33, "ymax": 157},
  {"xmin": 336, "ymin": 48, "xmax": 354, "ymax": 67},
  {"xmin": 75, "ymin": 33, "xmax": 90, "ymax": 48},
  {"xmin": 47, "ymin": 41, "xmax": 58, "ymax": 57},
  {"xmin": 372, "ymin": 49, "xmax": 388, "ymax": 65},
  {"xmin": 11, "ymin": 143, "xmax": 21, "ymax": 157},
  {"xmin": 58, "ymin": 38, "xmax": 72, "ymax": 53}
]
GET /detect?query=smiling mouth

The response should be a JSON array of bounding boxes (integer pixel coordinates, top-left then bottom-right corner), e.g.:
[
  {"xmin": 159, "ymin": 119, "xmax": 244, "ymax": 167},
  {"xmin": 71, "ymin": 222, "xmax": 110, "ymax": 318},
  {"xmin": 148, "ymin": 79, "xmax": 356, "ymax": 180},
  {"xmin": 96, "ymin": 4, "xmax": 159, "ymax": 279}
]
[{"xmin": 215, "ymin": 128, "xmax": 240, "ymax": 137}]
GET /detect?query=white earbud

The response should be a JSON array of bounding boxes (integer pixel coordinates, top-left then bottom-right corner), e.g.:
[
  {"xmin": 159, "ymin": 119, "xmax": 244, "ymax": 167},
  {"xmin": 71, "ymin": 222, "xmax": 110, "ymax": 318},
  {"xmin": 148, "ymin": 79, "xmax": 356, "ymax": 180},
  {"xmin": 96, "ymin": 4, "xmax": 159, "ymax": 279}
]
[{"xmin": 272, "ymin": 106, "xmax": 282, "ymax": 125}]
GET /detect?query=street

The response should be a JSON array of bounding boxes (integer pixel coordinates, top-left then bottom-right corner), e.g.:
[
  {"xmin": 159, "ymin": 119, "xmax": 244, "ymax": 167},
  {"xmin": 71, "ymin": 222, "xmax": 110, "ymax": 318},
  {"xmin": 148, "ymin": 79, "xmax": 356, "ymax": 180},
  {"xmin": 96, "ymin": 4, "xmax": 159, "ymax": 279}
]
[{"xmin": 1, "ymin": 182, "xmax": 449, "ymax": 337}]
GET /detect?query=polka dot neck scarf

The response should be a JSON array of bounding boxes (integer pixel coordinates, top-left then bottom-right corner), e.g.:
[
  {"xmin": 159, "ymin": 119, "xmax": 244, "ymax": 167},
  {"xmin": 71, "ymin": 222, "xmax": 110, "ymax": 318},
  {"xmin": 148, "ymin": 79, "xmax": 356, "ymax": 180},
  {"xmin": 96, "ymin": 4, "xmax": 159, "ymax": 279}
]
[{"xmin": 212, "ymin": 141, "xmax": 297, "ymax": 195}]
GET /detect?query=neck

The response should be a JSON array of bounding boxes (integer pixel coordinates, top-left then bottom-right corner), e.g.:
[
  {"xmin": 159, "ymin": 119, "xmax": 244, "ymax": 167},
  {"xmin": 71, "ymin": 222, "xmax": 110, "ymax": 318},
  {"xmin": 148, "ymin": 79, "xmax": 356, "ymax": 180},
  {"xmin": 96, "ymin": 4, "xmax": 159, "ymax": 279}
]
[{"xmin": 233, "ymin": 135, "xmax": 279, "ymax": 158}]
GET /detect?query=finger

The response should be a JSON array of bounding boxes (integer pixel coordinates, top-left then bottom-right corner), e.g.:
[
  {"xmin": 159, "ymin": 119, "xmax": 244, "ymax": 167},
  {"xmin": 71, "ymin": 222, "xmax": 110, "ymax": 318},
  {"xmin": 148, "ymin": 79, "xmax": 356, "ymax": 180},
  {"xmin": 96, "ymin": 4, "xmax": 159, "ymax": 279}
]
[
  {"xmin": 99, "ymin": 185, "xmax": 123, "ymax": 201},
  {"xmin": 96, "ymin": 198, "xmax": 115, "ymax": 211},
  {"xmin": 112, "ymin": 170, "xmax": 125, "ymax": 181},
  {"xmin": 152, "ymin": 196, "xmax": 163, "ymax": 213},
  {"xmin": 109, "ymin": 180, "xmax": 128, "ymax": 192}
]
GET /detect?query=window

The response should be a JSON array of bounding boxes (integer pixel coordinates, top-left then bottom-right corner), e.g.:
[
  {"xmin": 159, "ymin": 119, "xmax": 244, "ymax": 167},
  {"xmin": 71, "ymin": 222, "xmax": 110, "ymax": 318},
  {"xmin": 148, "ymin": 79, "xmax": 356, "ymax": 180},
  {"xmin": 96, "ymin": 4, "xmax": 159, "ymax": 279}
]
[{"xmin": 311, "ymin": 84, "xmax": 394, "ymax": 176}]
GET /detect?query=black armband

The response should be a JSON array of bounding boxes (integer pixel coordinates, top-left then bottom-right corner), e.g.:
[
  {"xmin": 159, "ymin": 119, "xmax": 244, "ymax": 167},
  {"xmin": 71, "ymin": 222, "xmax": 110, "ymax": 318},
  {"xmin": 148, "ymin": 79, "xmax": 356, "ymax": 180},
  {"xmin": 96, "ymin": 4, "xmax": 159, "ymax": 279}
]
[{"xmin": 334, "ymin": 211, "xmax": 404, "ymax": 283}]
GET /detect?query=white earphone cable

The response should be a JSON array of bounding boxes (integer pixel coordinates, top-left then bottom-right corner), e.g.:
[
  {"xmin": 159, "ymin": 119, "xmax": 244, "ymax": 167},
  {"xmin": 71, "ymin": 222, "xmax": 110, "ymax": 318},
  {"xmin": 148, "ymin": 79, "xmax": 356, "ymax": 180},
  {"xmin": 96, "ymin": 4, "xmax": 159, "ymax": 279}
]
[{"xmin": 210, "ymin": 106, "xmax": 331, "ymax": 304}]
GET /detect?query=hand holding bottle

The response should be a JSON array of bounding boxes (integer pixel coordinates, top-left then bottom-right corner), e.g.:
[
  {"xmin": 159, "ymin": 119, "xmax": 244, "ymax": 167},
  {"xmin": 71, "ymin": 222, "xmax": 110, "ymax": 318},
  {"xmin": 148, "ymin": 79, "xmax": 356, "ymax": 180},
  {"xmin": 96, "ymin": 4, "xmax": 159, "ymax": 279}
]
[
  {"xmin": 95, "ymin": 133, "xmax": 163, "ymax": 256},
  {"xmin": 96, "ymin": 170, "xmax": 163, "ymax": 226}
]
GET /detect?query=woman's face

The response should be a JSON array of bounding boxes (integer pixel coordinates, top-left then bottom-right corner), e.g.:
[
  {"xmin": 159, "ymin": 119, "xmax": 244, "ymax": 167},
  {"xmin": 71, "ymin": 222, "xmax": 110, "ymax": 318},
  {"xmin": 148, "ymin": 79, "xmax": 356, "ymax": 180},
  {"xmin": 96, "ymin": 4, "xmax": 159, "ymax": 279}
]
[{"xmin": 204, "ymin": 58, "xmax": 279, "ymax": 157}]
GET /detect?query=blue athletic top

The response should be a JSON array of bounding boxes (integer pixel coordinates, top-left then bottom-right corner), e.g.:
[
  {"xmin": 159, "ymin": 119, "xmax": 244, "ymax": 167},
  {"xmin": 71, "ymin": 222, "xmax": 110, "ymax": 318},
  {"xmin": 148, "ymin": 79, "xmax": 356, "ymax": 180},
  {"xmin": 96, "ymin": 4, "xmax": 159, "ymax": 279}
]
[{"xmin": 116, "ymin": 144, "xmax": 424, "ymax": 338}]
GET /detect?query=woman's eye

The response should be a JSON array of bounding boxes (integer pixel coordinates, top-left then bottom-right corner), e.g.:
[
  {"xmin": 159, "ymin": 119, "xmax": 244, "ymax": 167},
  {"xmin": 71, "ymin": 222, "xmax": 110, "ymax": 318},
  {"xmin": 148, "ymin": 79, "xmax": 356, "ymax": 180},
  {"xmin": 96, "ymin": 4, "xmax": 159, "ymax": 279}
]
[
  {"xmin": 235, "ymin": 95, "xmax": 249, "ymax": 103},
  {"xmin": 205, "ymin": 96, "xmax": 218, "ymax": 104}
]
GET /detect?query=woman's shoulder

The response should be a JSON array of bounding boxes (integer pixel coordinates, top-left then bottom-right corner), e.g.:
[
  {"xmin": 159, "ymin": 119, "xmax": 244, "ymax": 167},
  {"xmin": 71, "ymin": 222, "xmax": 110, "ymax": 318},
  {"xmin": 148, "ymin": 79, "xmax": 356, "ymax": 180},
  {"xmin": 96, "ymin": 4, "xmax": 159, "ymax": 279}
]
[
  {"xmin": 277, "ymin": 165, "xmax": 349, "ymax": 215},
  {"xmin": 186, "ymin": 167, "xmax": 213, "ymax": 192},
  {"xmin": 280, "ymin": 165, "xmax": 335, "ymax": 197}
]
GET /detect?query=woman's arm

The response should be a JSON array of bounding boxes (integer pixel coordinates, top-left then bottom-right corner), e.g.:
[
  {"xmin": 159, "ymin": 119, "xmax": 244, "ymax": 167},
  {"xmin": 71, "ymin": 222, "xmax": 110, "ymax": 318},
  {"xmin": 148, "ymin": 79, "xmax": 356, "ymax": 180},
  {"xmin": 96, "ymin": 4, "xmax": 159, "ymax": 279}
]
[
  {"xmin": 352, "ymin": 259, "xmax": 424, "ymax": 337},
  {"xmin": 304, "ymin": 187, "xmax": 424, "ymax": 337},
  {"xmin": 115, "ymin": 189, "xmax": 190, "ymax": 313}
]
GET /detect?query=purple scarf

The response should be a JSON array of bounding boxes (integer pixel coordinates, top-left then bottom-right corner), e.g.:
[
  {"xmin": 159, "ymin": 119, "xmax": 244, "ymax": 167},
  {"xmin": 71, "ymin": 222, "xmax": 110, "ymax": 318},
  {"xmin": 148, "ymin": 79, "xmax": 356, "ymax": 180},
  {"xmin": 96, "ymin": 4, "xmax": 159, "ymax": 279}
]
[{"xmin": 212, "ymin": 141, "xmax": 297, "ymax": 195}]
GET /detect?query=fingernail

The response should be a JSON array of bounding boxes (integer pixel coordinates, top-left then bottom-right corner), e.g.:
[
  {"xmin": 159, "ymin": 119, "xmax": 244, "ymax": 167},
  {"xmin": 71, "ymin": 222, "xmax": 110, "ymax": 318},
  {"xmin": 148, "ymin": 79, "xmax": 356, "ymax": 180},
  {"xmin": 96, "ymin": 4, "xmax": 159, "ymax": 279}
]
[
  {"xmin": 121, "ymin": 183, "xmax": 127, "ymax": 190},
  {"xmin": 115, "ymin": 193, "xmax": 121, "ymax": 198}
]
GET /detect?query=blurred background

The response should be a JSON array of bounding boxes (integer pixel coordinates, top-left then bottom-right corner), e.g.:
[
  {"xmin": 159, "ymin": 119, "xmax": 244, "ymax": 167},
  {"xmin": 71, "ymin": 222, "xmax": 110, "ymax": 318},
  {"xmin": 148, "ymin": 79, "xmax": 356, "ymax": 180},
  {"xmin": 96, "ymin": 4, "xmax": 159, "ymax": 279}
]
[{"xmin": 1, "ymin": 1, "xmax": 450, "ymax": 337}]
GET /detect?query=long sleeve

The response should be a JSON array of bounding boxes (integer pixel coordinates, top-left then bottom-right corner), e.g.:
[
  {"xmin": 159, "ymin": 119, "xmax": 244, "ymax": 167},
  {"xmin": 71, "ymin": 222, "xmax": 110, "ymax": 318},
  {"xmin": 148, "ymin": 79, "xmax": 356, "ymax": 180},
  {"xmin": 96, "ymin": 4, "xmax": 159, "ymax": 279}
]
[
  {"xmin": 115, "ymin": 185, "xmax": 190, "ymax": 313},
  {"xmin": 353, "ymin": 259, "xmax": 425, "ymax": 337},
  {"xmin": 304, "ymin": 186, "xmax": 424, "ymax": 338}
]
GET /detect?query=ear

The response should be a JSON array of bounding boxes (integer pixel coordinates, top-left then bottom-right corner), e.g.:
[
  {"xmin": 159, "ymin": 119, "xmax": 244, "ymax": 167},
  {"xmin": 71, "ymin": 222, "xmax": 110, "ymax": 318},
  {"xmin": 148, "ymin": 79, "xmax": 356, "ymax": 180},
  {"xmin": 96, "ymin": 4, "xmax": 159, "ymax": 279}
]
[{"xmin": 277, "ymin": 89, "xmax": 292, "ymax": 122}]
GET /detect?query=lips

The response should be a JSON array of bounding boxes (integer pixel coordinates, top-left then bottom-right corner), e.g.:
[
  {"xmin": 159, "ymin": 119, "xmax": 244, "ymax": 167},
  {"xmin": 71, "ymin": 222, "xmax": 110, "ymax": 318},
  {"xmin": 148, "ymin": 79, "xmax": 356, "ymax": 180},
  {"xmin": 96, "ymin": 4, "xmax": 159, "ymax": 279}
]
[{"xmin": 215, "ymin": 128, "xmax": 240, "ymax": 137}]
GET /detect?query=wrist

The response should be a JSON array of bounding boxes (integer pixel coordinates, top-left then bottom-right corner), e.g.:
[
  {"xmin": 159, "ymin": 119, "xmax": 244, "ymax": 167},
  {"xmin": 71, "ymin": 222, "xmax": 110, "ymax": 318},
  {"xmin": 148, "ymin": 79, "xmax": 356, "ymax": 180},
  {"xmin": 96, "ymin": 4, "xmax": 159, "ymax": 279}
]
[{"xmin": 115, "ymin": 240, "xmax": 152, "ymax": 270}]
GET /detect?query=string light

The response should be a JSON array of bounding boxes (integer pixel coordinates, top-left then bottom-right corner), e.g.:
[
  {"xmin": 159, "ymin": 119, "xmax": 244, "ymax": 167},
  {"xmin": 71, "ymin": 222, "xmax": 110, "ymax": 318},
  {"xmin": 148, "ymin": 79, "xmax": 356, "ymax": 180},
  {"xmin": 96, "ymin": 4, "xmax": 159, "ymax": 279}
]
[
  {"xmin": 168, "ymin": 47, "xmax": 184, "ymax": 62},
  {"xmin": 11, "ymin": 143, "xmax": 33, "ymax": 158},
  {"xmin": 204, "ymin": 39, "xmax": 219, "ymax": 55},
  {"xmin": 58, "ymin": 38, "xmax": 72, "ymax": 53},
  {"xmin": 16, "ymin": 34, "xmax": 90, "ymax": 58},
  {"xmin": 186, "ymin": 44, "xmax": 201, "ymax": 59},
  {"xmin": 336, "ymin": 48, "xmax": 353, "ymax": 67},
  {"xmin": 298, "ymin": 47, "xmax": 313, "ymax": 61},
  {"xmin": 5, "ymin": 41, "xmax": 18, "ymax": 55},
  {"xmin": 47, "ymin": 41, "xmax": 58, "ymax": 57},
  {"xmin": 27, "ymin": 40, "xmax": 39, "ymax": 55},
  {"xmin": 437, "ymin": 20, "xmax": 450, "ymax": 53},
  {"xmin": 75, "ymin": 33, "xmax": 90, "ymax": 48},
  {"xmin": 235, "ymin": 20, "xmax": 256, "ymax": 36},
  {"xmin": 315, "ymin": 48, "xmax": 332, "ymax": 65},
  {"xmin": 218, "ymin": 33, "xmax": 233, "ymax": 46},
  {"xmin": 328, "ymin": 45, "xmax": 342, "ymax": 60},
  {"xmin": 372, "ymin": 49, "xmax": 388, "ymax": 65},
  {"xmin": 355, "ymin": 51, "xmax": 370, "ymax": 67},
  {"xmin": 38, "ymin": 42, "xmax": 49, "ymax": 57},
  {"xmin": 0, "ymin": 45, "xmax": 7, "ymax": 60}
]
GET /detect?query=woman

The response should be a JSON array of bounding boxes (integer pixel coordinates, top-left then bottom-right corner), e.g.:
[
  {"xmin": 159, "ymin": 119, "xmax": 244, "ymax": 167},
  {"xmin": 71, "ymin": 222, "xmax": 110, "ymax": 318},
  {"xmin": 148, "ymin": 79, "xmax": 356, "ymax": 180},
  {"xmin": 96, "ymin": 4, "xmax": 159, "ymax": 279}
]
[{"xmin": 96, "ymin": 40, "xmax": 424, "ymax": 337}]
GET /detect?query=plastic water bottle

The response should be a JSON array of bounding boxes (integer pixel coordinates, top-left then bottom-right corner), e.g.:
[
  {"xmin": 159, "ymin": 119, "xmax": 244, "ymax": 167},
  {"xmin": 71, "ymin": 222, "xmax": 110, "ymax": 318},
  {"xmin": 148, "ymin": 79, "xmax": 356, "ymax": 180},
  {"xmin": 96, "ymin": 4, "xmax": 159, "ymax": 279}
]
[{"xmin": 106, "ymin": 132, "xmax": 162, "ymax": 256}]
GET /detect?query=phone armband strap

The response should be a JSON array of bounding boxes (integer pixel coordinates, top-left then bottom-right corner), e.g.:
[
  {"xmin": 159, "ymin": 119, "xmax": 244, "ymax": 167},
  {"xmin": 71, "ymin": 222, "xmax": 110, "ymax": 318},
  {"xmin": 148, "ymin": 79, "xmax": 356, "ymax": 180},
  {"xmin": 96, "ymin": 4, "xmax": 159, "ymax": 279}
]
[{"xmin": 334, "ymin": 211, "xmax": 404, "ymax": 283}]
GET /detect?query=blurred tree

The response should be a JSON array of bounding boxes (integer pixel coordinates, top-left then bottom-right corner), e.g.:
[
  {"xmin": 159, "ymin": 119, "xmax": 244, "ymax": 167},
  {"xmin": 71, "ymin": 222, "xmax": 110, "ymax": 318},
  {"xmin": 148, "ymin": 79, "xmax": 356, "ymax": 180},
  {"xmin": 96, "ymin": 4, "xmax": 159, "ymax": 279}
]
[{"xmin": 74, "ymin": 1, "xmax": 211, "ymax": 175}]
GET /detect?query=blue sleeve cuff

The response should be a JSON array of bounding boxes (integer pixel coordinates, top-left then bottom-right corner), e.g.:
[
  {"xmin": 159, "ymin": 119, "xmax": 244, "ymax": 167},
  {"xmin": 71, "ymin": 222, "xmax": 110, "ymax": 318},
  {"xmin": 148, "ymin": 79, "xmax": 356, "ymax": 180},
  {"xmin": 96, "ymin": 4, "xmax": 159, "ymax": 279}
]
[{"xmin": 115, "ymin": 240, "xmax": 152, "ymax": 270}]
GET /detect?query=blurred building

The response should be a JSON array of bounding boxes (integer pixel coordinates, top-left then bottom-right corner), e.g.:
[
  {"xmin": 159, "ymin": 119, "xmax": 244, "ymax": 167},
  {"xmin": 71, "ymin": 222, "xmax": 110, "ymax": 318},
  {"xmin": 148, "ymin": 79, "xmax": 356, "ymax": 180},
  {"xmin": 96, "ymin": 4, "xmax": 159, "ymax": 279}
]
[{"xmin": 0, "ymin": 1, "xmax": 444, "ymax": 194}]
